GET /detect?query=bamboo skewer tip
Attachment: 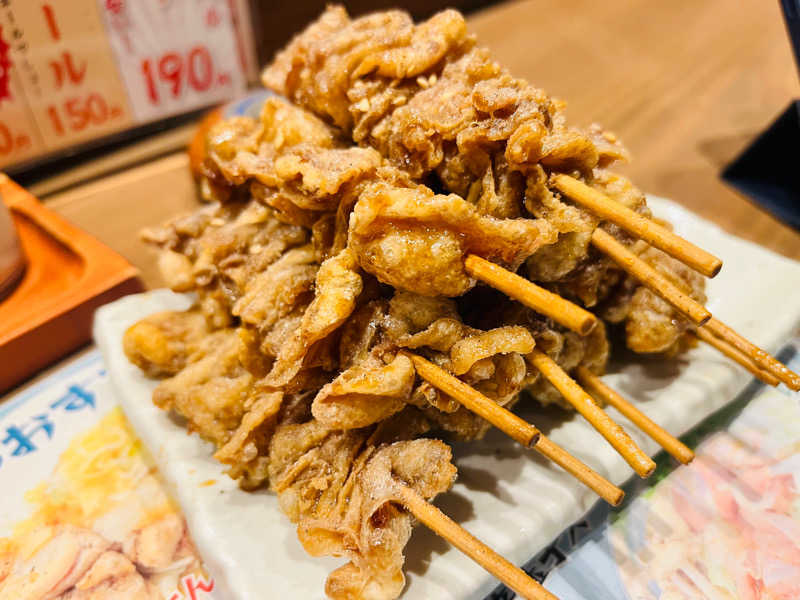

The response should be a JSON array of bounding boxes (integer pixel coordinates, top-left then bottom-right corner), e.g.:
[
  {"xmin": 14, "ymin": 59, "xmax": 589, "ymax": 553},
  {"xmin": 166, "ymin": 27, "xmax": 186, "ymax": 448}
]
[
  {"xmin": 707, "ymin": 260, "xmax": 722, "ymax": 279},
  {"xmin": 551, "ymin": 174, "xmax": 723, "ymax": 279},
  {"xmin": 528, "ymin": 349, "xmax": 656, "ymax": 479},
  {"xmin": 396, "ymin": 483, "xmax": 559, "ymax": 600},
  {"xmin": 405, "ymin": 350, "xmax": 624, "ymax": 504},
  {"xmin": 590, "ymin": 228, "xmax": 711, "ymax": 326},
  {"xmin": 575, "ymin": 366, "xmax": 694, "ymax": 466},
  {"xmin": 704, "ymin": 318, "xmax": 800, "ymax": 391},
  {"xmin": 532, "ymin": 434, "xmax": 625, "ymax": 506},
  {"xmin": 691, "ymin": 328, "xmax": 780, "ymax": 387},
  {"xmin": 464, "ymin": 254, "xmax": 597, "ymax": 336}
]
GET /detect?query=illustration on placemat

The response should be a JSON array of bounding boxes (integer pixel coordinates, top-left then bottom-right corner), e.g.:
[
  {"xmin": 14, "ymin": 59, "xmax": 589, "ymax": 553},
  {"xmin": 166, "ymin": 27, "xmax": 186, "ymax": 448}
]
[{"xmin": 0, "ymin": 404, "xmax": 215, "ymax": 599}]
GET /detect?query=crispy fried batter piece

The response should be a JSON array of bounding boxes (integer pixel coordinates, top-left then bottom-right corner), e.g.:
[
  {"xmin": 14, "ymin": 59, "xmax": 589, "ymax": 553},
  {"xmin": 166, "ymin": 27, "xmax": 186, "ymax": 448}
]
[
  {"xmin": 307, "ymin": 288, "xmax": 542, "ymax": 434},
  {"xmin": 264, "ymin": 8, "xmax": 473, "ymax": 133},
  {"xmin": 122, "ymin": 309, "xmax": 210, "ymax": 377},
  {"xmin": 262, "ymin": 6, "xmax": 703, "ymax": 354},
  {"xmin": 268, "ymin": 412, "xmax": 455, "ymax": 600},
  {"xmin": 232, "ymin": 245, "xmax": 318, "ymax": 330},
  {"xmin": 142, "ymin": 198, "xmax": 310, "ymax": 325},
  {"xmin": 266, "ymin": 248, "xmax": 364, "ymax": 387},
  {"xmin": 213, "ymin": 389, "xmax": 283, "ymax": 487},
  {"xmin": 128, "ymin": 319, "xmax": 330, "ymax": 489},
  {"xmin": 312, "ymin": 353, "xmax": 414, "ymax": 429},
  {"xmin": 150, "ymin": 328, "xmax": 253, "ymax": 449},
  {"xmin": 201, "ymin": 96, "xmax": 383, "ymax": 223},
  {"xmin": 349, "ymin": 181, "xmax": 555, "ymax": 296}
]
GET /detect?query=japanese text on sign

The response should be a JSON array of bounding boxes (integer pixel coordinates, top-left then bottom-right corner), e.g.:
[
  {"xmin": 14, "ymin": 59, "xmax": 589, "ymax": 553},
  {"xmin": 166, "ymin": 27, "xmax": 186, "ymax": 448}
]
[{"xmin": 0, "ymin": 0, "xmax": 250, "ymax": 168}]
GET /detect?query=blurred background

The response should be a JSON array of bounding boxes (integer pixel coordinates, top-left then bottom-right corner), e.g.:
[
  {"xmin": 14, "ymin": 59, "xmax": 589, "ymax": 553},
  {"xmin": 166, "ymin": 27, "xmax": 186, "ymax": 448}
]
[
  {"xmin": 1, "ymin": 0, "xmax": 492, "ymax": 182},
  {"xmin": 0, "ymin": 1, "xmax": 795, "ymax": 257},
  {"xmin": 0, "ymin": 0, "xmax": 798, "ymax": 385},
  {"xmin": 250, "ymin": 0, "xmax": 494, "ymax": 62}
]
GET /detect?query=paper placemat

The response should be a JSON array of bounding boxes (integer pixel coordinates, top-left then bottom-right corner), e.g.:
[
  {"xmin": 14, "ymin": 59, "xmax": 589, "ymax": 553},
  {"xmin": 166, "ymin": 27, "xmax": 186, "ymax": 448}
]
[
  {"xmin": 537, "ymin": 351, "xmax": 800, "ymax": 599},
  {"xmin": 0, "ymin": 349, "xmax": 219, "ymax": 600}
]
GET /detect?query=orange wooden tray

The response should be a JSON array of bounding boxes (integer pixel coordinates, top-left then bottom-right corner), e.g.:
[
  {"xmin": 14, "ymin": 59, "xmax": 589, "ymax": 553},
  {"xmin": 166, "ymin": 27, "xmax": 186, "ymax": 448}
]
[{"xmin": 0, "ymin": 175, "xmax": 142, "ymax": 393}]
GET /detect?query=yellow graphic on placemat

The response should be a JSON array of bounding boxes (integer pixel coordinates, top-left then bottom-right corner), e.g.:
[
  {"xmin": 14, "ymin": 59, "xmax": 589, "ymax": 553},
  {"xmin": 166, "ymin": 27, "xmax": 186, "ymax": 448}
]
[{"xmin": 0, "ymin": 407, "xmax": 211, "ymax": 599}]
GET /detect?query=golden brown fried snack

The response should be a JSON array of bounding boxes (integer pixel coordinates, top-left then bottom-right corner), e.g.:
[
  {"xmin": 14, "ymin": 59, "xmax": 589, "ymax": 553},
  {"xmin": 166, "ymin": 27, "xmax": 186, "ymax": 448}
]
[
  {"xmin": 261, "ymin": 6, "xmax": 704, "ymax": 355},
  {"xmin": 265, "ymin": 248, "xmax": 364, "ymax": 387},
  {"xmin": 349, "ymin": 181, "xmax": 555, "ymax": 296},
  {"xmin": 200, "ymin": 97, "xmax": 560, "ymax": 300},
  {"xmin": 151, "ymin": 329, "xmax": 253, "ymax": 449},
  {"xmin": 142, "ymin": 198, "xmax": 310, "ymax": 327},
  {"xmin": 122, "ymin": 309, "xmax": 210, "ymax": 377},
  {"xmin": 312, "ymin": 353, "xmax": 415, "ymax": 429},
  {"xmin": 268, "ymin": 413, "xmax": 455, "ymax": 600},
  {"xmin": 128, "ymin": 319, "xmax": 330, "ymax": 489},
  {"xmin": 262, "ymin": 6, "xmax": 623, "ymax": 188},
  {"xmin": 120, "ymin": 9, "xmax": 718, "ymax": 600}
]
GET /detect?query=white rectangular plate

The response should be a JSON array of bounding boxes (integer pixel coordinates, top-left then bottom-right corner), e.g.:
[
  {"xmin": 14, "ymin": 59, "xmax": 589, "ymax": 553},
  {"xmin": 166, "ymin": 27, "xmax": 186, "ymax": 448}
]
[{"xmin": 94, "ymin": 196, "xmax": 800, "ymax": 600}]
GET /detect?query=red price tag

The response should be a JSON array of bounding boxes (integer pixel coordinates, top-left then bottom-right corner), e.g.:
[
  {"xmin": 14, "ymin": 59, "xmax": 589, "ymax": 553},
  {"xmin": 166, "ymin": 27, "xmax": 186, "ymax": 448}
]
[
  {"xmin": 100, "ymin": 0, "xmax": 246, "ymax": 122},
  {"xmin": 45, "ymin": 93, "xmax": 125, "ymax": 136},
  {"xmin": 0, "ymin": 122, "xmax": 34, "ymax": 157},
  {"xmin": 0, "ymin": 0, "xmax": 251, "ymax": 168},
  {"xmin": 0, "ymin": 1, "xmax": 134, "ymax": 152},
  {"xmin": 140, "ymin": 46, "xmax": 231, "ymax": 106}
]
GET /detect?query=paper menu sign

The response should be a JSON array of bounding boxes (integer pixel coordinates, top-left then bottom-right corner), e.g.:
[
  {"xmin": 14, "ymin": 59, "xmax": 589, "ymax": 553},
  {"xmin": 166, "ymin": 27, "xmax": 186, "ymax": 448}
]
[
  {"xmin": 0, "ymin": 1, "xmax": 134, "ymax": 152},
  {"xmin": 0, "ymin": 0, "xmax": 251, "ymax": 170},
  {"xmin": 98, "ymin": 0, "xmax": 247, "ymax": 123},
  {"xmin": 0, "ymin": 68, "xmax": 43, "ymax": 165},
  {"xmin": 0, "ymin": 350, "xmax": 219, "ymax": 600}
]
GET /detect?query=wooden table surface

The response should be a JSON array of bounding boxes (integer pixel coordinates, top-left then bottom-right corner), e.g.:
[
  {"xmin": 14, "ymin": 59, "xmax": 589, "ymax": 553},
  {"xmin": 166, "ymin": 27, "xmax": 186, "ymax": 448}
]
[
  {"xmin": 470, "ymin": 0, "xmax": 800, "ymax": 256},
  {"xmin": 48, "ymin": 0, "xmax": 800, "ymax": 289}
]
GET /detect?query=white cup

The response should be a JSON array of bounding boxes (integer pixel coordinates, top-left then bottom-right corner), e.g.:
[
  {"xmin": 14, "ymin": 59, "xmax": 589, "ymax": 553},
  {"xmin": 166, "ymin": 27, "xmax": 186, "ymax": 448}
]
[{"xmin": 0, "ymin": 197, "xmax": 25, "ymax": 301}]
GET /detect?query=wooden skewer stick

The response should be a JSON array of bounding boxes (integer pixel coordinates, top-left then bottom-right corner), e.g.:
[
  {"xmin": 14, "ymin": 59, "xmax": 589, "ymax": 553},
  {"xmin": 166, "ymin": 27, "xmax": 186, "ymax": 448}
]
[
  {"xmin": 396, "ymin": 484, "xmax": 559, "ymax": 600},
  {"xmin": 702, "ymin": 318, "xmax": 800, "ymax": 391},
  {"xmin": 591, "ymin": 228, "xmax": 710, "ymax": 325},
  {"xmin": 551, "ymin": 174, "xmax": 722, "ymax": 278},
  {"xmin": 691, "ymin": 329, "xmax": 779, "ymax": 386},
  {"xmin": 575, "ymin": 366, "xmax": 694, "ymax": 465},
  {"xmin": 591, "ymin": 228, "xmax": 798, "ymax": 388},
  {"xmin": 405, "ymin": 351, "xmax": 624, "ymax": 505},
  {"xmin": 528, "ymin": 350, "xmax": 656, "ymax": 478},
  {"xmin": 465, "ymin": 254, "xmax": 597, "ymax": 335},
  {"xmin": 532, "ymin": 432, "xmax": 624, "ymax": 506},
  {"xmin": 405, "ymin": 351, "xmax": 540, "ymax": 448}
]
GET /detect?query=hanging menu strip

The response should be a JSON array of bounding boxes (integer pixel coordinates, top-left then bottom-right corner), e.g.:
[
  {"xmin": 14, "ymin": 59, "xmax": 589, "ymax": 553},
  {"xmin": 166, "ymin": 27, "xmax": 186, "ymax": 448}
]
[{"xmin": 0, "ymin": 0, "xmax": 251, "ymax": 170}]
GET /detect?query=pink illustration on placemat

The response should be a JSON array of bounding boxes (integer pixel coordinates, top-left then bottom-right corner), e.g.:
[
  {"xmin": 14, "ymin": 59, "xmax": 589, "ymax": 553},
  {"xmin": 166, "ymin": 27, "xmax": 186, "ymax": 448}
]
[{"xmin": 608, "ymin": 389, "xmax": 800, "ymax": 599}]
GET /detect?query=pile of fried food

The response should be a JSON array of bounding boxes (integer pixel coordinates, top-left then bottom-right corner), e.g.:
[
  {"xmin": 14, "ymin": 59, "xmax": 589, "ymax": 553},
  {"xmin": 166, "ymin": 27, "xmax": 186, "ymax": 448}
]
[{"xmin": 123, "ymin": 7, "xmax": 800, "ymax": 600}]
